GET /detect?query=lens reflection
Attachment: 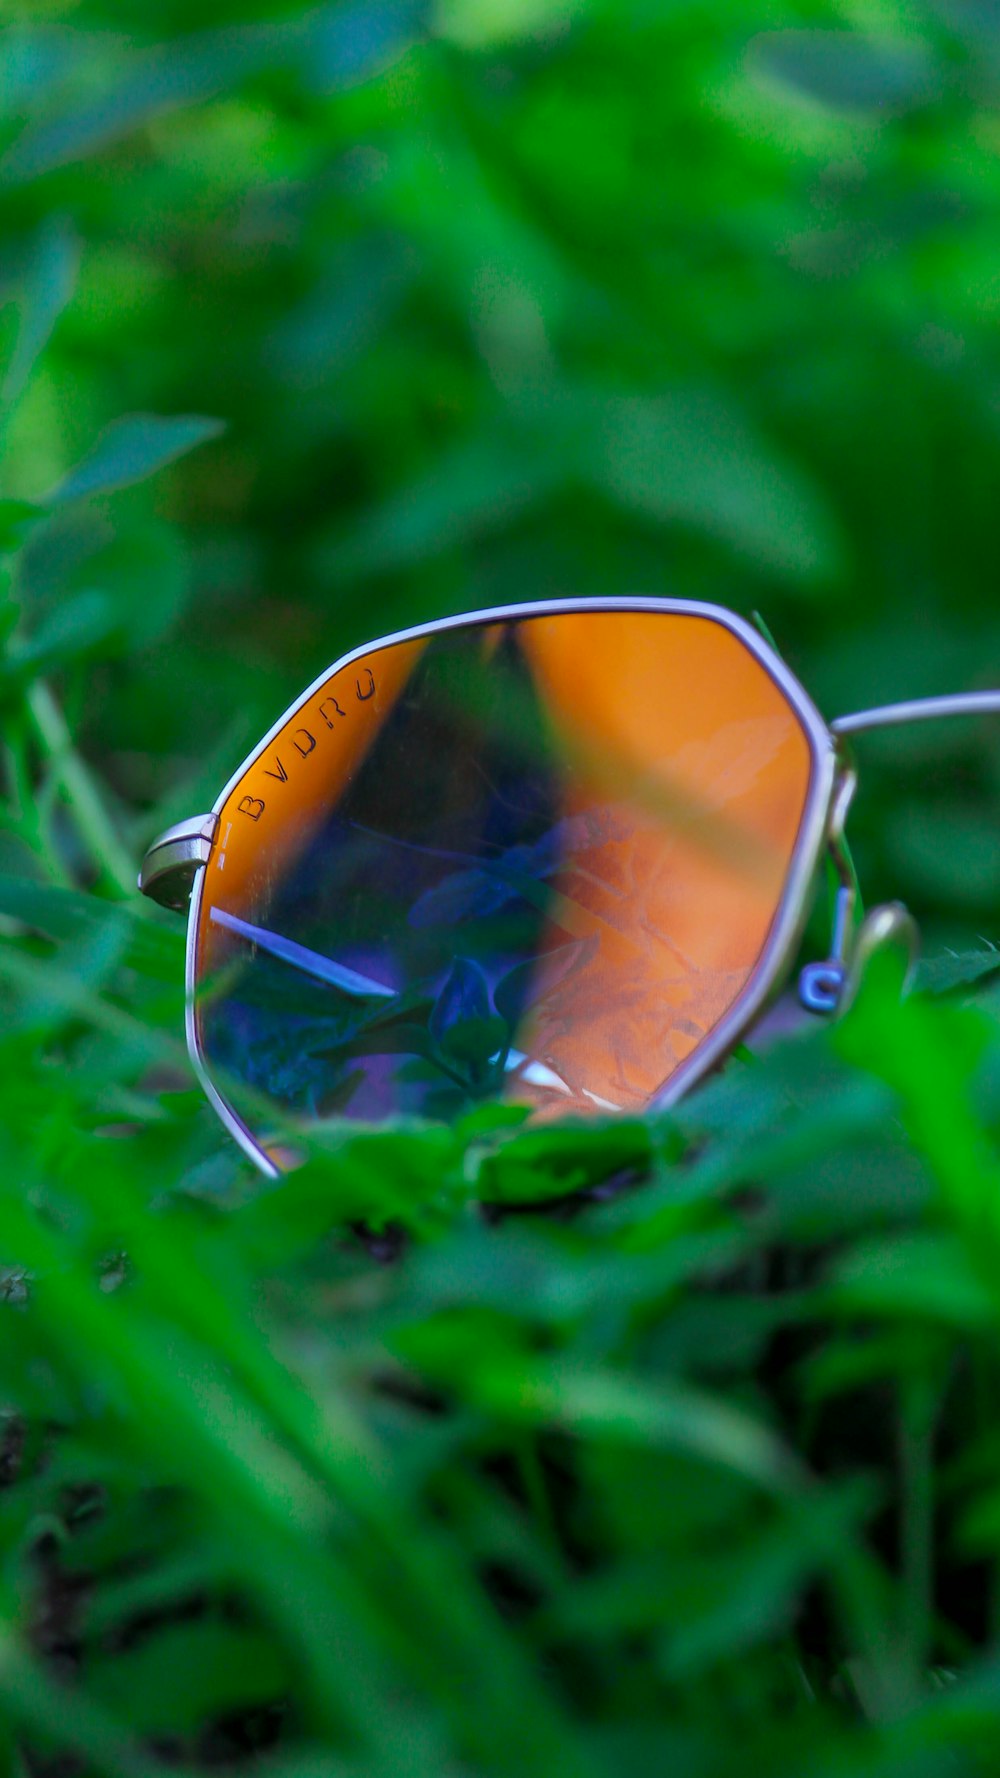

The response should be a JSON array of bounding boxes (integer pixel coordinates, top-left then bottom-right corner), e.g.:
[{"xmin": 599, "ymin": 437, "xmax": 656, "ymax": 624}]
[{"xmin": 194, "ymin": 611, "xmax": 814, "ymax": 1145}]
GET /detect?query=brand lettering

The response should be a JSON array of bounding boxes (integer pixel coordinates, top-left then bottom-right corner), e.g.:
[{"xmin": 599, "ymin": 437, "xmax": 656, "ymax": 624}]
[{"xmin": 236, "ymin": 671, "xmax": 380, "ymax": 826}]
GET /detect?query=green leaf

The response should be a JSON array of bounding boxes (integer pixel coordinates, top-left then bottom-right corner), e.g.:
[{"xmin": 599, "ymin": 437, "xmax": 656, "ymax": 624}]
[
  {"xmin": 4, "ymin": 589, "xmax": 117, "ymax": 686},
  {"xmin": 592, "ymin": 392, "xmax": 844, "ymax": 584},
  {"xmin": 48, "ymin": 413, "xmax": 225, "ymax": 504},
  {"xmin": 0, "ymin": 6, "xmax": 418, "ymax": 185},
  {"xmin": 307, "ymin": 0, "xmax": 420, "ymax": 92},
  {"xmin": 887, "ymin": 802, "xmax": 1000, "ymax": 908},
  {"xmin": 434, "ymin": 0, "xmax": 590, "ymax": 49},
  {"xmin": 401, "ymin": 1342, "xmax": 803, "ymax": 1496},
  {"xmin": 0, "ymin": 27, "xmax": 290, "ymax": 184},
  {"xmin": 0, "ymin": 499, "xmax": 44, "ymax": 555},
  {"xmin": 86, "ymin": 1619, "xmax": 292, "ymax": 1736},
  {"xmin": 472, "ymin": 1115, "xmax": 654, "ymax": 1205},
  {"xmin": 663, "ymin": 1485, "xmax": 874, "ymax": 1680},
  {"xmin": 0, "ymin": 216, "xmax": 79, "ymax": 411},
  {"xmin": 318, "ymin": 431, "xmax": 566, "ymax": 579},
  {"xmin": 64, "ymin": 521, "xmax": 189, "ymax": 652},
  {"xmin": 750, "ymin": 30, "xmax": 941, "ymax": 116},
  {"xmin": 917, "ymin": 947, "xmax": 1000, "ymax": 996},
  {"xmin": 828, "ymin": 1230, "xmax": 996, "ymax": 1331},
  {"xmin": 0, "ymin": 875, "xmax": 184, "ymax": 980},
  {"xmin": 834, "ymin": 958, "xmax": 1000, "ymax": 1244}
]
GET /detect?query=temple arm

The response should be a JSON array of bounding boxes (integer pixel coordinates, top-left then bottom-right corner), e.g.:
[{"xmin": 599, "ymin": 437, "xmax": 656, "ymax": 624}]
[{"xmin": 833, "ymin": 690, "xmax": 1000, "ymax": 738}]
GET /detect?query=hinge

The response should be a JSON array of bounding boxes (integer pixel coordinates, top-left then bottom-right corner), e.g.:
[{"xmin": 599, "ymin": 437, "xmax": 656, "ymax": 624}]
[{"xmin": 138, "ymin": 813, "xmax": 218, "ymax": 911}]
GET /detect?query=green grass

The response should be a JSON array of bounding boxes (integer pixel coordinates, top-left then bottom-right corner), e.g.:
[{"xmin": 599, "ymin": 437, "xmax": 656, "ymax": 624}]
[{"xmin": 1, "ymin": 1, "xmax": 1000, "ymax": 1771}]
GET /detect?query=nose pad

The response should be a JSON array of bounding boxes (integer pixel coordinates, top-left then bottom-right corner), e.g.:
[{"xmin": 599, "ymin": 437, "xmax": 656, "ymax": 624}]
[
  {"xmin": 799, "ymin": 901, "xmax": 919, "ymax": 1017},
  {"xmin": 844, "ymin": 901, "xmax": 920, "ymax": 1008},
  {"xmin": 798, "ymin": 959, "xmax": 847, "ymax": 1015}
]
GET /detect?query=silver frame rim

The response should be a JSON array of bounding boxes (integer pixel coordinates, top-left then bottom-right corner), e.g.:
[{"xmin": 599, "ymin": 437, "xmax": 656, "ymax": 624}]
[{"xmin": 184, "ymin": 596, "xmax": 838, "ymax": 1178}]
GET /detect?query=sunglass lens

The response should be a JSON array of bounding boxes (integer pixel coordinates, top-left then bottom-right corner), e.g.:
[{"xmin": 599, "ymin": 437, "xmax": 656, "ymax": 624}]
[{"xmin": 193, "ymin": 611, "xmax": 816, "ymax": 1155}]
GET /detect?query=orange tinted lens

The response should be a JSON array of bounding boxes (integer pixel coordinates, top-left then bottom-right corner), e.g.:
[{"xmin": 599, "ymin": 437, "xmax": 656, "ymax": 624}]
[{"xmin": 194, "ymin": 611, "xmax": 816, "ymax": 1144}]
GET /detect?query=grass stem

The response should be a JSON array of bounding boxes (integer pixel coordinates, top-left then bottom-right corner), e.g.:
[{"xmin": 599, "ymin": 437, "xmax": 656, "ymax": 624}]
[{"xmin": 25, "ymin": 680, "xmax": 136, "ymax": 898}]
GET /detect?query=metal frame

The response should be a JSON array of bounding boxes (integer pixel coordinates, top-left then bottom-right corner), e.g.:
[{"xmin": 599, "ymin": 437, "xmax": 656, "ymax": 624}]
[
  {"xmin": 832, "ymin": 690, "xmax": 1000, "ymax": 738},
  {"xmin": 143, "ymin": 596, "xmax": 848, "ymax": 1176},
  {"xmin": 140, "ymin": 612, "xmax": 1000, "ymax": 1178}
]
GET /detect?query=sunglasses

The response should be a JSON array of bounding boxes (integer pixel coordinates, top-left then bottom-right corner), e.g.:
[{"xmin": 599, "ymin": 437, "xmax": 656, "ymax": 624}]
[{"xmin": 138, "ymin": 599, "xmax": 1000, "ymax": 1177}]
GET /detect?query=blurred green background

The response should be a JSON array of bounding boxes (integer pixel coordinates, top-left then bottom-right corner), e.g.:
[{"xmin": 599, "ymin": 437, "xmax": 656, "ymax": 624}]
[
  {"xmin": 4, "ymin": 3, "xmax": 1000, "ymax": 1774},
  {"xmin": 2, "ymin": 0, "xmax": 998, "ymax": 942}
]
